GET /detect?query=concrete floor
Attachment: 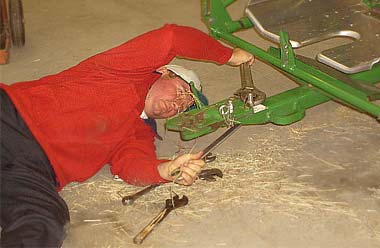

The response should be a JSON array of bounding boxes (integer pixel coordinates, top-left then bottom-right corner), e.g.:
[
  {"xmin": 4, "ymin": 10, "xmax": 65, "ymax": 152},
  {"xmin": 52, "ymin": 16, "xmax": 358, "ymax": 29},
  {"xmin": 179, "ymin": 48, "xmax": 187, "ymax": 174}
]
[{"xmin": 2, "ymin": 0, "xmax": 380, "ymax": 247}]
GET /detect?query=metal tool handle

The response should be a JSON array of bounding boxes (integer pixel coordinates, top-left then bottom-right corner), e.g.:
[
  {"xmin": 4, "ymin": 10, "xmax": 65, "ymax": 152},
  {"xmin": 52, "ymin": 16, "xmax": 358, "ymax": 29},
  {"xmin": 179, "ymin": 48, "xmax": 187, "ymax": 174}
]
[
  {"xmin": 170, "ymin": 124, "xmax": 241, "ymax": 179},
  {"xmin": 236, "ymin": 62, "xmax": 266, "ymax": 107},
  {"xmin": 240, "ymin": 62, "xmax": 254, "ymax": 89},
  {"xmin": 133, "ymin": 208, "xmax": 171, "ymax": 244},
  {"xmin": 122, "ymin": 184, "xmax": 159, "ymax": 205},
  {"xmin": 200, "ymin": 124, "xmax": 241, "ymax": 158}
]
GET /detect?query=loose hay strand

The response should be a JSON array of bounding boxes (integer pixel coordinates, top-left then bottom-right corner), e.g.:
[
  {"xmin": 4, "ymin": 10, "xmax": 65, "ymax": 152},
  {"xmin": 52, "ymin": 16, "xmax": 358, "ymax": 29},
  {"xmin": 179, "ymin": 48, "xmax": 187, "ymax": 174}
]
[{"xmin": 61, "ymin": 134, "xmax": 380, "ymax": 245}]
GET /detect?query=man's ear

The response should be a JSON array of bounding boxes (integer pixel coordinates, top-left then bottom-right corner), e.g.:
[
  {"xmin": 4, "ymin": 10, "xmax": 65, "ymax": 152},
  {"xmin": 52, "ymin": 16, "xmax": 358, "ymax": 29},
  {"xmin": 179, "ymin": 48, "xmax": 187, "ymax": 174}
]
[{"xmin": 156, "ymin": 66, "xmax": 170, "ymax": 75}]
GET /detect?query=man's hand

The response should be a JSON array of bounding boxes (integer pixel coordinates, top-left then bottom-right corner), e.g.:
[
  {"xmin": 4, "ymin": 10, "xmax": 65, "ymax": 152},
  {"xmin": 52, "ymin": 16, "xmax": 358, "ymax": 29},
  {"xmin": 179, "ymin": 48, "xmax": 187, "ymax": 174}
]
[
  {"xmin": 158, "ymin": 151, "xmax": 205, "ymax": 186},
  {"xmin": 227, "ymin": 47, "xmax": 255, "ymax": 66}
]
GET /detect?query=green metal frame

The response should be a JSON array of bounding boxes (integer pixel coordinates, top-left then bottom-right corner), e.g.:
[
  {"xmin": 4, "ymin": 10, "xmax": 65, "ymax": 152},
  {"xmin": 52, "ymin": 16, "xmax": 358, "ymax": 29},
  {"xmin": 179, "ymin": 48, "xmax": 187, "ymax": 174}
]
[
  {"xmin": 166, "ymin": 0, "xmax": 380, "ymax": 140},
  {"xmin": 362, "ymin": 0, "xmax": 380, "ymax": 8}
]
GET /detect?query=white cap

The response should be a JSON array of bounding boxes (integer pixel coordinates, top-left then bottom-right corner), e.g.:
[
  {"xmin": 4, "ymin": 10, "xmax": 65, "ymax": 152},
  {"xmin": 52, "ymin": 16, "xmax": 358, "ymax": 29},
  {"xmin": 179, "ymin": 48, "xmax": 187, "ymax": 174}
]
[{"xmin": 163, "ymin": 65, "xmax": 202, "ymax": 91}]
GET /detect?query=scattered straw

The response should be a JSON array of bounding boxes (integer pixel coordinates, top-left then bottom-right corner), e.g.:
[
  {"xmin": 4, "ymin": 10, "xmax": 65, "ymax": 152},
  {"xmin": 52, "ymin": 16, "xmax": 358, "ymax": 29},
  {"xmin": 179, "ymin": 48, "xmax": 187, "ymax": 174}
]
[
  {"xmin": 60, "ymin": 119, "xmax": 380, "ymax": 246},
  {"xmin": 369, "ymin": 188, "xmax": 380, "ymax": 200},
  {"xmin": 61, "ymin": 149, "xmax": 377, "ymax": 243}
]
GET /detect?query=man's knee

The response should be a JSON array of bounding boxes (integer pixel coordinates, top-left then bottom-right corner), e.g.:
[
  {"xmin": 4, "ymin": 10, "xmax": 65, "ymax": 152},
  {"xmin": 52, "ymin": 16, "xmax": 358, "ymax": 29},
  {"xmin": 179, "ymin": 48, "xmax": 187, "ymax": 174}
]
[{"xmin": 1, "ymin": 214, "xmax": 69, "ymax": 247}]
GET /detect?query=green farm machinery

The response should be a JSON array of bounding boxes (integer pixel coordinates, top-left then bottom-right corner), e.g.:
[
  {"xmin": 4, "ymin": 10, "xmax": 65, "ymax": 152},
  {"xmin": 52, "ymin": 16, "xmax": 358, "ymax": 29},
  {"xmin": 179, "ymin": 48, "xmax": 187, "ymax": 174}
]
[{"xmin": 166, "ymin": 0, "xmax": 380, "ymax": 140}]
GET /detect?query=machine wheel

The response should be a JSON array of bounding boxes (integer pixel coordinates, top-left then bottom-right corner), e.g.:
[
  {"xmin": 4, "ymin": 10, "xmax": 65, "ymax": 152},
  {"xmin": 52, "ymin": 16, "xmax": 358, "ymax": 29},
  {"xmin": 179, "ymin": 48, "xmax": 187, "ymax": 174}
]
[
  {"xmin": 9, "ymin": 0, "xmax": 24, "ymax": 47},
  {"xmin": 0, "ymin": 1, "xmax": 6, "ymax": 49}
]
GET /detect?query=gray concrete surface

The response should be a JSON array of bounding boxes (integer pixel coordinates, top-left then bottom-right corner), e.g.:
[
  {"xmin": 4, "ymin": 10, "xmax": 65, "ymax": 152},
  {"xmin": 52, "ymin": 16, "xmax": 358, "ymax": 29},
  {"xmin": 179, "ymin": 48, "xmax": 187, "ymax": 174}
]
[{"xmin": 2, "ymin": 0, "xmax": 380, "ymax": 247}]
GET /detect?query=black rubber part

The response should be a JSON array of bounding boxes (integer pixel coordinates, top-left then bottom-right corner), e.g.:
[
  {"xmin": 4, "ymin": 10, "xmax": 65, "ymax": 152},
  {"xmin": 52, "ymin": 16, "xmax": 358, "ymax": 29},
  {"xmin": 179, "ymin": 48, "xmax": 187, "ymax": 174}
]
[
  {"xmin": 0, "ymin": 1, "xmax": 7, "ymax": 49},
  {"xmin": 9, "ymin": 0, "xmax": 25, "ymax": 47}
]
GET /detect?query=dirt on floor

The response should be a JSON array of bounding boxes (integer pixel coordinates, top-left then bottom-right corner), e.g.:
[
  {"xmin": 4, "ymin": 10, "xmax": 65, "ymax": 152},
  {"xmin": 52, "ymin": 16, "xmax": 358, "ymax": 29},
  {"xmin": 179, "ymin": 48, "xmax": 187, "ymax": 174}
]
[
  {"xmin": 60, "ymin": 108, "xmax": 380, "ymax": 247},
  {"xmin": 3, "ymin": 0, "xmax": 380, "ymax": 247}
]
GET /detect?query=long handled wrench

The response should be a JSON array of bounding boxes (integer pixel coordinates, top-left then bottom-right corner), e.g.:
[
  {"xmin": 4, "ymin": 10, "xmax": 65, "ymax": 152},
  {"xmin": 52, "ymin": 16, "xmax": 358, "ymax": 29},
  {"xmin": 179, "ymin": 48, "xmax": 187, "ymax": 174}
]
[
  {"xmin": 235, "ymin": 62, "xmax": 266, "ymax": 107},
  {"xmin": 170, "ymin": 124, "xmax": 241, "ymax": 179},
  {"xmin": 121, "ymin": 168, "xmax": 223, "ymax": 205},
  {"xmin": 133, "ymin": 194, "xmax": 189, "ymax": 244},
  {"xmin": 122, "ymin": 184, "xmax": 160, "ymax": 205}
]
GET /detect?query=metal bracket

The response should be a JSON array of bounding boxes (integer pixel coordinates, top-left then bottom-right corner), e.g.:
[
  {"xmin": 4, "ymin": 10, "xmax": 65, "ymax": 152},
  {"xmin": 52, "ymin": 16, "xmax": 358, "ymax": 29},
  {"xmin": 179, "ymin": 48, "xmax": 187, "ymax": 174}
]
[{"xmin": 279, "ymin": 31, "xmax": 296, "ymax": 71}]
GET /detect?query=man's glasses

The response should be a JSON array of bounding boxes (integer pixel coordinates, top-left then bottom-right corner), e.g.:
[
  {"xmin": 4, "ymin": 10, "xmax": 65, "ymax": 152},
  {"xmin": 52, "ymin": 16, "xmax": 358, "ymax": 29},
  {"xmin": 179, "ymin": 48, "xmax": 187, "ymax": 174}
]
[
  {"xmin": 169, "ymin": 88, "xmax": 195, "ymax": 113},
  {"xmin": 166, "ymin": 71, "xmax": 195, "ymax": 113}
]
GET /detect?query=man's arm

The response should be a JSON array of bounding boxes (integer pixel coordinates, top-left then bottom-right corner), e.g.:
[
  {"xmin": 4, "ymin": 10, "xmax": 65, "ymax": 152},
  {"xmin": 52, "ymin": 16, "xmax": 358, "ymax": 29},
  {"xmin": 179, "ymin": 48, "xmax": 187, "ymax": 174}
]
[
  {"xmin": 110, "ymin": 118, "xmax": 205, "ymax": 186},
  {"xmin": 89, "ymin": 24, "xmax": 235, "ymax": 73},
  {"xmin": 167, "ymin": 24, "xmax": 233, "ymax": 65},
  {"xmin": 168, "ymin": 24, "xmax": 254, "ymax": 65},
  {"xmin": 109, "ymin": 119, "xmax": 168, "ymax": 186}
]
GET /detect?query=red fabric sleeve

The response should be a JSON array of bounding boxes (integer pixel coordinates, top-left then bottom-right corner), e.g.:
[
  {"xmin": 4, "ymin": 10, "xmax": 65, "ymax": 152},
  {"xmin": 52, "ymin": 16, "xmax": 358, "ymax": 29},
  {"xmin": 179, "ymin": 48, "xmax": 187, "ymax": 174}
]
[
  {"xmin": 109, "ymin": 119, "xmax": 170, "ymax": 186},
  {"xmin": 85, "ymin": 24, "xmax": 233, "ymax": 74},
  {"xmin": 167, "ymin": 24, "xmax": 233, "ymax": 64}
]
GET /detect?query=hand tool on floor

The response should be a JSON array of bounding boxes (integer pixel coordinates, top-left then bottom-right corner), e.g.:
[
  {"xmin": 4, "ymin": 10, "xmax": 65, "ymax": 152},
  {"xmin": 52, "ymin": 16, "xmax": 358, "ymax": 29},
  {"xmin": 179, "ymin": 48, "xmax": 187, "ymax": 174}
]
[
  {"xmin": 133, "ymin": 194, "xmax": 189, "ymax": 244},
  {"xmin": 170, "ymin": 123, "xmax": 241, "ymax": 180},
  {"xmin": 122, "ymin": 184, "xmax": 160, "ymax": 205},
  {"xmin": 121, "ymin": 168, "xmax": 222, "ymax": 206},
  {"xmin": 198, "ymin": 168, "xmax": 223, "ymax": 181}
]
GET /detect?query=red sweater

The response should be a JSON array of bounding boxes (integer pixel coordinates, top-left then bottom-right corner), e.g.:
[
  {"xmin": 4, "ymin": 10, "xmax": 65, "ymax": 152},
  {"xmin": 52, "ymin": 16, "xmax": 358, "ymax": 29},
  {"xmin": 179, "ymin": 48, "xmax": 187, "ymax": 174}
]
[{"xmin": 1, "ymin": 24, "xmax": 232, "ymax": 190}]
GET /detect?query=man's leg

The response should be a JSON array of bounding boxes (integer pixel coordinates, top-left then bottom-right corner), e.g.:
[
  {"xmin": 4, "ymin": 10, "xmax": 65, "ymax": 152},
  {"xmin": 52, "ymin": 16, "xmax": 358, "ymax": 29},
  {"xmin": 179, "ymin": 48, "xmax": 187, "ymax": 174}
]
[{"xmin": 0, "ymin": 89, "xmax": 70, "ymax": 247}]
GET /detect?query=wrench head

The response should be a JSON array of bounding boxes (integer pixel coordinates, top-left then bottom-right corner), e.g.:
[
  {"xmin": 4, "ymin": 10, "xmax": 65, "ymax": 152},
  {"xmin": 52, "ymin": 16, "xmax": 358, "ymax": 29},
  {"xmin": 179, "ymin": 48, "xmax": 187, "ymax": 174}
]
[
  {"xmin": 204, "ymin": 153, "xmax": 217, "ymax": 163},
  {"xmin": 165, "ymin": 195, "xmax": 189, "ymax": 210},
  {"xmin": 198, "ymin": 168, "xmax": 223, "ymax": 181},
  {"xmin": 122, "ymin": 196, "xmax": 134, "ymax": 205}
]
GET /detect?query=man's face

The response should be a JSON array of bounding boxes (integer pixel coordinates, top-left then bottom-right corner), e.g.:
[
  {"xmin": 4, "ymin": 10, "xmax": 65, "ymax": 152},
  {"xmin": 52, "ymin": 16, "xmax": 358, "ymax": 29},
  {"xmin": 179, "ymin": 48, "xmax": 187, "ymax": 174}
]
[{"xmin": 144, "ymin": 72, "xmax": 195, "ymax": 119}]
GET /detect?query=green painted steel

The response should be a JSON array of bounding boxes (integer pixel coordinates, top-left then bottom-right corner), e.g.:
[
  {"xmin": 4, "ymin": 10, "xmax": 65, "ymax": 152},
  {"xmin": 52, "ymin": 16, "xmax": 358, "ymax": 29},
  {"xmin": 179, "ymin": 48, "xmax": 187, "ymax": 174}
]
[
  {"xmin": 362, "ymin": 0, "xmax": 380, "ymax": 8},
  {"xmin": 166, "ymin": 84, "xmax": 332, "ymax": 140},
  {"xmin": 350, "ymin": 64, "xmax": 380, "ymax": 84},
  {"xmin": 166, "ymin": 0, "xmax": 380, "ymax": 140}
]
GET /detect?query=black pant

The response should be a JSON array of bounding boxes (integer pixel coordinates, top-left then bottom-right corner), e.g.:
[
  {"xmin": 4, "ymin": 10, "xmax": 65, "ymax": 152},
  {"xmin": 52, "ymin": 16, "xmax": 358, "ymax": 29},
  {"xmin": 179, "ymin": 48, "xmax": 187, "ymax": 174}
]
[{"xmin": 0, "ymin": 89, "xmax": 70, "ymax": 247}]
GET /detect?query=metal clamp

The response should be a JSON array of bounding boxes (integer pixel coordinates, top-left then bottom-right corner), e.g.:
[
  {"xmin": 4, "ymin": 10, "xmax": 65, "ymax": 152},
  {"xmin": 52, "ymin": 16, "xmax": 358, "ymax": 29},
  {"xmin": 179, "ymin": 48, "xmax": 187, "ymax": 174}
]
[{"xmin": 219, "ymin": 99, "xmax": 235, "ymax": 126}]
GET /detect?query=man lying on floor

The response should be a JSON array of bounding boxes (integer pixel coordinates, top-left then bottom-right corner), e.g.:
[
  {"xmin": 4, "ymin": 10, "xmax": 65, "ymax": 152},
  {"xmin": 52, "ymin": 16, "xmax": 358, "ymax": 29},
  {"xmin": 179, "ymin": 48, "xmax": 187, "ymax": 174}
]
[{"xmin": 0, "ymin": 23, "xmax": 254, "ymax": 247}]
